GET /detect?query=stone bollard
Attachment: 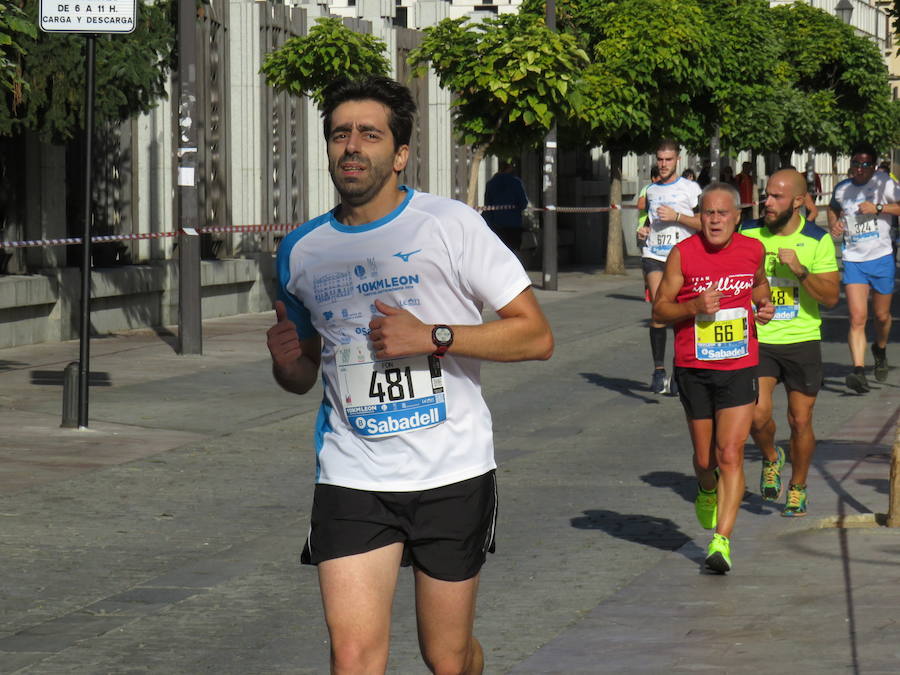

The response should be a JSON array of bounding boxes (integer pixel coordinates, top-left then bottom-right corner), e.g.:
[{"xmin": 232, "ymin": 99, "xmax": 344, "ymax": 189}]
[{"xmin": 61, "ymin": 362, "xmax": 79, "ymax": 428}]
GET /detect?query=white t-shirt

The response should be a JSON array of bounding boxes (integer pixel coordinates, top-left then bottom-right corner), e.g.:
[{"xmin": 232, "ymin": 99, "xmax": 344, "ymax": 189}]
[
  {"xmin": 277, "ymin": 187, "xmax": 531, "ymax": 492},
  {"xmin": 642, "ymin": 177, "xmax": 702, "ymax": 262},
  {"xmin": 830, "ymin": 173, "xmax": 899, "ymax": 262}
]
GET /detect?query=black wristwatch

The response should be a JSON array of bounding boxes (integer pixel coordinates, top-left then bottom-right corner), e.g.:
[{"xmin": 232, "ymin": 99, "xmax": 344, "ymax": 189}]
[
  {"xmin": 876, "ymin": 203, "xmax": 884, "ymax": 214},
  {"xmin": 431, "ymin": 325, "xmax": 454, "ymax": 358},
  {"xmin": 797, "ymin": 266, "xmax": 810, "ymax": 282}
]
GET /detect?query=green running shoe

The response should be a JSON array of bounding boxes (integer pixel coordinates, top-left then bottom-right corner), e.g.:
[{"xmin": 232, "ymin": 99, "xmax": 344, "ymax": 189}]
[
  {"xmin": 760, "ymin": 446, "xmax": 786, "ymax": 501},
  {"xmin": 694, "ymin": 485, "xmax": 718, "ymax": 530},
  {"xmin": 705, "ymin": 533, "xmax": 731, "ymax": 573},
  {"xmin": 782, "ymin": 484, "xmax": 808, "ymax": 517}
]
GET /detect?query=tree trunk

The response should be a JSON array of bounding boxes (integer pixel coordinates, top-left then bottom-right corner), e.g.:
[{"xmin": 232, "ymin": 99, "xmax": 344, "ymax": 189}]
[
  {"xmin": 466, "ymin": 146, "xmax": 486, "ymax": 208},
  {"xmin": 605, "ymin": 148, "xmax": 625, "ymax": 275}
]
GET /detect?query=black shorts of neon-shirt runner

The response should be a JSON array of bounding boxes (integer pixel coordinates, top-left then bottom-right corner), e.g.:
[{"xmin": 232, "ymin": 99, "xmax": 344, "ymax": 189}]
[
  {"xmin": 674, "ymin": 366, "xmax": 758, "ymax": 420},
  {"xmin": 301, "ymin": 470, "xmax": 497, "ymax": 582},
  {"xmin": 757, "ymin": 340, "xmax": 823, "ymax": 396}
]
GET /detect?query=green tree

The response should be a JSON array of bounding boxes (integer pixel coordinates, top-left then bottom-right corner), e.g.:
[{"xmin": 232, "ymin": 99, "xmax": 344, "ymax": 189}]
[
  {"xmin": 521, "ymin": 0, "xmax": 712, "ymax": 273},
  {"xmin": 408, "ymin": 13, "xmax": 589, "ymax": 206},
  {"xmin": 261, "ymin": 17, "xmax": 391, "ymax": 105},
  {"xmin": 0, "ymin": 0, "xmax": 37, "ymax": 116},
  {"xmin": 699, "ymin": 0, "xmax": 786, "ymax": 156},
  {"xmin": 0, "ymin": 0, "xmax": 174, "ymax": 142},
  {"xmin": 769, "ymin": 2, "xmax": 900, "ymax": 158}
]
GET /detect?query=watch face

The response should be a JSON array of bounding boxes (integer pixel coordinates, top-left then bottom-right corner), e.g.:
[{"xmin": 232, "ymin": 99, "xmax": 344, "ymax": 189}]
[{"xmin": 434, "ymin": 327, "xmax": 452, "ymax": 343}]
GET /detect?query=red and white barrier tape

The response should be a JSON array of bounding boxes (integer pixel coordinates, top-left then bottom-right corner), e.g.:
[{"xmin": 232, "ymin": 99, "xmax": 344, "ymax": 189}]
[
  {"xmin": 0, "ymin": 224, "xmax": 300, "ymax": 249},
  {"xmin": 1, "ymin": 203, "xmax": 778, "ymax": 249}
]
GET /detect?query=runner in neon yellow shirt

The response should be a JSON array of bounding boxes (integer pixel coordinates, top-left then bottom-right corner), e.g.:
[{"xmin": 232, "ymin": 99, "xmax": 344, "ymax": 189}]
[{"xmin": 740, "ymin": 169, "xmax": 839, "ymax": 517}]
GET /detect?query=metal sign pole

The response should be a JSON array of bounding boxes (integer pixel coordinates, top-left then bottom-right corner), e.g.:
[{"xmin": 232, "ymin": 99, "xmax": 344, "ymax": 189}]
[
  {"xmin": 38, "ymin": 1, "xmax": 139, "ymax": 428},
  {"xmin": 77, "ymin": 33, "xmax": 97, "ymax": 429},
  {"xmin": 177, "ymin": 0, "xmax": 202, "ymax": 355},
  {"xmin": 541, "ymin": 0, "xmax": 558, "ymax": 291}
]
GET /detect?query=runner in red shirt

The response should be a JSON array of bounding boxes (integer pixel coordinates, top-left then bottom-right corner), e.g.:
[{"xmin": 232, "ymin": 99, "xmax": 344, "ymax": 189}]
[{"xmin": 653, "ymin": 182, "xmax": 774, "ymax": 573}]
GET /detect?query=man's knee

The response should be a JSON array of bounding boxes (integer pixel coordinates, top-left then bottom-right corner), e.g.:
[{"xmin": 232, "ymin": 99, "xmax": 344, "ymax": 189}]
[
  {"xmin": 422, "ymin": 639, "xmax": 479, "ymax": 675},
  {"xmin": 716, "ymin": 445, "xmax": 744, "ymax": 472},
  {"xmin": 787, "ymin": 403, "xmax": 815, "ymax": 433},
  {"xmin": 330, "ymin": 635, "xmax": 388, "ymax": 673},
  {"xmin": 848, "ymin": 310, "xmax": 868, "ymax": 329},
  {"xmin": 874, "ymin": 308, "xmax": 892, "ymax": 325}
]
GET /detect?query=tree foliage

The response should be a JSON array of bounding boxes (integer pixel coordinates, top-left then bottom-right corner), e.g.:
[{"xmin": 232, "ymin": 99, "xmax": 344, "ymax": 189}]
[
  {"xmin": 409, "ymin": 14, "xmax": 588, "ymax": 154},
  {"xmin": 0, "ymin": 0, "xmax": 37, "ymax": 107},
  {"xmin": 698, "ymin": 0, "xmax": 786, "ymax": 155},
  {"xmin": 0, "ymin": 0, "xmax": 174, "ymax": 142},
  {"xmin": 408, "ymin": 13, "xmax": 589, "ymax": 203},
  {"xmin": 261, "ymin": 17, "xmax": 390, "ymax": 104},
  {"xmin": 768, "ymin": 2, "xmax": 900, "ymax": 156}
]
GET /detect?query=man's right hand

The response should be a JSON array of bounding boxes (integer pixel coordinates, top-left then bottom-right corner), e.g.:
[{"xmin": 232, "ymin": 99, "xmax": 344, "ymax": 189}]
[
  {"xmin": 693, "ymin": 288, "xmax": 724, "ymax": 315},
  {"xmin": 267, "ymin": 301, "xmax": 302, "ymax": 369},
  {"xmin": 830, "ymin": 219, "xmax": 845, "ymax": 237}
]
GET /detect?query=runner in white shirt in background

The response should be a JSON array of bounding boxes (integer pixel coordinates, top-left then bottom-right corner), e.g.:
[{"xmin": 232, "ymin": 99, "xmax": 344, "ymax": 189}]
[
  {"xmin": 637, "ymin": 139, "xmax": 702, "ymax": 394},
  {"xmin": 829, "ymin": 141, "xmax": 900, "ymax": 393}
]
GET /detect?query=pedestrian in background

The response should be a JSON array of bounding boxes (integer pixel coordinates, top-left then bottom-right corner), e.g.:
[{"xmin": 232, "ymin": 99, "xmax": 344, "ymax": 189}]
[{"xmin": 483, "ymin": 161, "xmax": 529, "ymax": 255}]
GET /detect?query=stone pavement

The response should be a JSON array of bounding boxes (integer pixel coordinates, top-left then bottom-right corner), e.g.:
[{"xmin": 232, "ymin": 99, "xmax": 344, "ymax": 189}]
[{"xmin": 1, "ymin": 267, "xmax": 899, "ymax": 674}]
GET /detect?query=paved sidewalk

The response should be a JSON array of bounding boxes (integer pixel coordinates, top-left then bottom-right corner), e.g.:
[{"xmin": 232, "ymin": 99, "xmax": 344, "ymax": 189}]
[{"xmin": 1, "ymin": 267, "xmax": 899, "ymax": 673}]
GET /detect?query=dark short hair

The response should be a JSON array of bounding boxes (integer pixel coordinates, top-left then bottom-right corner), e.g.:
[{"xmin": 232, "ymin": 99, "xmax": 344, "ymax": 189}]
[
  {"xmin": 320, "ymin": 76, "xmax": 416, "ymax": 149},
  {"xmin": 657, "ymin": 139, "xmax": 680, "ymax": 154},
  {"xmin": 850, "ymin": 141, "xmax": 878, "ymax": 161}
]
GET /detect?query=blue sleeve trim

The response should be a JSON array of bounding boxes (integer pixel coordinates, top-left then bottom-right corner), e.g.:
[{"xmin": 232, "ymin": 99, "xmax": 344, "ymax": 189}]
[{"xmin": 276, "ymin": 216, "xmax": 328, "ymax": 340}]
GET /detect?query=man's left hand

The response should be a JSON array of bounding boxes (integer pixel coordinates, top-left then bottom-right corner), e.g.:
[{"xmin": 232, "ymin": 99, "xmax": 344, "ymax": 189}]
[
  {"xmin": 777, "ymin": 248, "xmax": 802, "ymax": 275},
  {"xmin": 857, "ymin": 201, "xmax": 877, "ymax": 216},
  {"xmin": 368, "ymin": 299, "xmax": 430, "ymax": 359}
]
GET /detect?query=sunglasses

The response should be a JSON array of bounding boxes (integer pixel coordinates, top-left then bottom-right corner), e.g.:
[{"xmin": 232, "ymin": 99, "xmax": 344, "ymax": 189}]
[{"xmin": 850, "ymin": 160, "xmax": 875, "ymax": 168}]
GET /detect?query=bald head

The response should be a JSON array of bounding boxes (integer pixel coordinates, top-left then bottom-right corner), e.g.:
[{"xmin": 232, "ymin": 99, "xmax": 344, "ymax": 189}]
[
  {"xmin": 768, "ymin": 169, "xmax": 807, "ymax": 199},
  {"xmin": 763, "ymin": 169, "xmax": 807, "ymax": 231}
]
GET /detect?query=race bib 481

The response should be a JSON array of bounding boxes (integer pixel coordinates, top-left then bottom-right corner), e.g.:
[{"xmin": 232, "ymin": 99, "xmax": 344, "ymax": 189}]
[{"xmin": 336, "ymin": 344, "xmax": 447, "ymax": 438}]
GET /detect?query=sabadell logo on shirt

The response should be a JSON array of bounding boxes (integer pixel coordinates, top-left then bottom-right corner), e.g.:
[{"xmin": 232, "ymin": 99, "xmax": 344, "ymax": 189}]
[{"xmin": 356, "ymin": 408, "xmax": 440, "ymax": 434}]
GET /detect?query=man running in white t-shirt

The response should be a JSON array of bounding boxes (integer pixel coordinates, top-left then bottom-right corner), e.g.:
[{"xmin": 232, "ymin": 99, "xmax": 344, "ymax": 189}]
[
  {"xmin": 829, "ymin": 141, "xmax": 900, "ymax": 393},
  {"xmin": 637, "ymin": 140, "xmax": 702, "ymax": 393},
  {"xmin": 267, "ymin": 76, "xmax": 553, "ymax": 674}
]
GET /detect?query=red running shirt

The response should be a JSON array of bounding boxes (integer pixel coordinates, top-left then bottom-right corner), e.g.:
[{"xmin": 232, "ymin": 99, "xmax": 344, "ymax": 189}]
[{"xmin": 673, "ymin": 233, "xmax": 765, "ymax": 370}]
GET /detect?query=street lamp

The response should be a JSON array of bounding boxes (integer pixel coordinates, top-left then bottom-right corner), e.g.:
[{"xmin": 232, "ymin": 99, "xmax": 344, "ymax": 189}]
[{"xmin": 835, "ymin": 0, "xmax": 853, "ymax": 25}]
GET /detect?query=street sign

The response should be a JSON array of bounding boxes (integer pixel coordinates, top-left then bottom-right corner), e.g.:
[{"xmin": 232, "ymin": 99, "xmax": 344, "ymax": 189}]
[{"xmin": 39, "ymin": 0, "xmax": 137, "ymax": 34}]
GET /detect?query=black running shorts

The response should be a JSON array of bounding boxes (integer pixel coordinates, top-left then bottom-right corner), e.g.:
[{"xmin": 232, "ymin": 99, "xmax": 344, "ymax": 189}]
[
  {"xmin": 301, "ymin": 470, "xmax": 498, "ymax": 582},
  {"xmin": 641, "ymin": 257, "xmax": 666, "ymax": 275},
  {"xmin": 674, "ymin": 366, "xmax": 758, "ymax": 420},
  {"xmin": 757, "ymin": 341, "xmax": 823, "ymax": 395}
]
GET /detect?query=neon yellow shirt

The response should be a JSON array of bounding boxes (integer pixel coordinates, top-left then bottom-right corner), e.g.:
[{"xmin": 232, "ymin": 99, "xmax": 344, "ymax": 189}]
[{"xmin": 740, "ymin": 216, "xmax": 838, "ymax": 344}]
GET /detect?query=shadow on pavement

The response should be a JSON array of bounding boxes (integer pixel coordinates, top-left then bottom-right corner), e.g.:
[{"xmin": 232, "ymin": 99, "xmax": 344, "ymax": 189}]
[
  {"xmin": 30, "ymin": 370, "xmax": 112, "ymax": 386},
  {"xmin": 0, "ymin": 359, "xmax": 27, "ymax": 372},
  {"xmin": 571, "ymin": 509, "xmax": 692, "ymax": 555},
  {"xmin": 580, "ymin": 372, "xmax": 661, "ymax": 404},
  {"xmin": 640, "ymin": 470, "xmax": 695, "ymax": 503},
  {"xmin": 604, "ymin": 292, "xmax": 645, "ymax": 303}
]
